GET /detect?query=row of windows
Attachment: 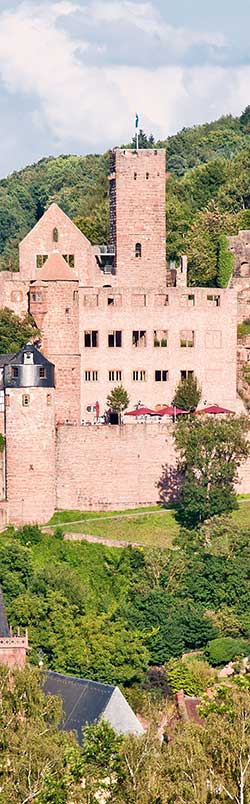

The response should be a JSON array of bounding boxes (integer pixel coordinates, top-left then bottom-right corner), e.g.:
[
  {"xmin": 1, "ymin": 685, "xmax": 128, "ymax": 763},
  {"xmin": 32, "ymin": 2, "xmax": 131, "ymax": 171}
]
[
  {"xmin": 84, "ymin": 370, "xmax": 194, "ymax": 383},
  {"xmin": 19, "ymin": 393, "xmax": 52, "ymax": 407},
  {"xmin": 84, "ymin": 293, "xmax": 221, "ymax": 308},
  {"xmin": 36, "ymin": 254, "xmax": 75, "ymax": 269},
  {"xmin": 84, "ymin": 330, "xmax": 222, "ymax": 348},
  {"xmin": 11, "ymin": 366, "xmax": 46, "ymax": 379}
]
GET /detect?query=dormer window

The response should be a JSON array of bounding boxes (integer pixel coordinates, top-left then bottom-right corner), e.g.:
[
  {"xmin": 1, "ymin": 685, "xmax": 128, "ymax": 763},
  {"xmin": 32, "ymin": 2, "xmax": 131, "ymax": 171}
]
[
  {"xmin": 135, "ymin": 243, "xmax": 142, "ymax": 258},
  {"xmin": 53, "ymin": 227, "xmax": 59, "ymax": 243},
  {"xmin": 11, "ymin": 367, "xmax": 19, "ymax": 379}
]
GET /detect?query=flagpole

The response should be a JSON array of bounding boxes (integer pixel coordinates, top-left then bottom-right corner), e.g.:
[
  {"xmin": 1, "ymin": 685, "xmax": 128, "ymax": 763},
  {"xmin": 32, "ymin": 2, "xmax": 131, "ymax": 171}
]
[{"xmin": 135, "ymin": 114, "xmax": 139, "ymax": 150}]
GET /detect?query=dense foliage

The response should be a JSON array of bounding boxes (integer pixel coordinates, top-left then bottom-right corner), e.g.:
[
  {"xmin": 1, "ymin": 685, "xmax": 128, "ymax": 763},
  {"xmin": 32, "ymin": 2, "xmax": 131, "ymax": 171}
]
[
  {"xmin": 0, "ymin": 109, "xmax": 250, "ymax": 285},
  {"xmin": 1, "ymin": 512, "xmax": 250, "ymax": 684},
  {"xmin": 0, "ymin": 307, "xmax": 40, "ymax": 353},
  {"xmin": 2, "ymin": 663, "xmax": 250, "ymax": 803},
  {"xmin": 172, "ymin": 415, "xmax": 250, "ymax": 527}
]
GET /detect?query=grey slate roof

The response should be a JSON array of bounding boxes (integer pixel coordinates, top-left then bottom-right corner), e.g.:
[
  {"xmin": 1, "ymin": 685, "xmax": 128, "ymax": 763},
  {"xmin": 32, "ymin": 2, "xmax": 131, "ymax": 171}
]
[
  {"xmin": 0, "ymin": 354, "xmax": 15, "ymax": 368},
  {"xmin": 44, "ymin": 671, "xmax": 144, "ymax": 743},
  {"xmin": 0, "ymin": 588, "xmax": 10, "ymax": 637}
]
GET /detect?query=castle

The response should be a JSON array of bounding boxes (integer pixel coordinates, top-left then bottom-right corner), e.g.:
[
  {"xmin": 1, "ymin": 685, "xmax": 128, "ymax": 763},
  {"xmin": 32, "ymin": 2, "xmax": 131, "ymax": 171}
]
[{"xmin": 0, "ymin": 147, "xmax": 249, "ymax": 525}]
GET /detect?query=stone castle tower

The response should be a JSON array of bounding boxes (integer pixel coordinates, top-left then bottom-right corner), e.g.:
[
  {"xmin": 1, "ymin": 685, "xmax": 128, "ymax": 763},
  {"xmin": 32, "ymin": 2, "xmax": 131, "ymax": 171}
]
[
  {"xmin": 109, "ymin": 148, "xmax": 166, "ymax": 286},
  {"xmin": 3, "ymin": 344, "xmax": 56, "ymax": 524}
]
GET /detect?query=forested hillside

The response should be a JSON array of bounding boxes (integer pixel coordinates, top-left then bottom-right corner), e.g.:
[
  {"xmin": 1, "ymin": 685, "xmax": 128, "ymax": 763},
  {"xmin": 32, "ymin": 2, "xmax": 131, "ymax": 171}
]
[{"xmin": 1, "ymin": 106, "xmax": 250, "ymax": 284}]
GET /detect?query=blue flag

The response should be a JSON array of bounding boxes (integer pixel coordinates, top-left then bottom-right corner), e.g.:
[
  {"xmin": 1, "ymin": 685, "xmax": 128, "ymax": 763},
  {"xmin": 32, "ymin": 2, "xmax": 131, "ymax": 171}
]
[{"xmin": 135, "ymin": 113, "xmax": 139, "ymax": 130}]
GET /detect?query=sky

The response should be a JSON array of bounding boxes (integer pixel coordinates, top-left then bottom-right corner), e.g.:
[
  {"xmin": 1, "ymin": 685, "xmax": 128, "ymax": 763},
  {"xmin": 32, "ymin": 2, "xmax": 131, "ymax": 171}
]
[{"xmin": 0, "ymin": 0, "xmax": 249, "ymax": 176}]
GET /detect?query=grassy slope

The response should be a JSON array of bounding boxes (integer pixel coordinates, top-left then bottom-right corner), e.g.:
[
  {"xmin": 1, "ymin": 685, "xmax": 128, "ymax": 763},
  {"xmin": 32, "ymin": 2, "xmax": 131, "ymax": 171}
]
[{"xmin": 47, "ymin": 499, "xmax": 250, "ymax": 549}]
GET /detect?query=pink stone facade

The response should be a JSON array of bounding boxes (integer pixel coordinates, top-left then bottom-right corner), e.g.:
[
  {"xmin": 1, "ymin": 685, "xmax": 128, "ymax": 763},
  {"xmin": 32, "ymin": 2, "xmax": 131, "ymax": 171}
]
[{"xmin": 0, "ymin": 147, "xmax": 248, "ymax": 523}]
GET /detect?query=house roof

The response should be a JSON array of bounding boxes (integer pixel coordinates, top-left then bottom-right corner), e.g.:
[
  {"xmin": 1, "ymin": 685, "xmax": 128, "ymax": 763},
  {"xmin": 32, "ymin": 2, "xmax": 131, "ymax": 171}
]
[
  {"xmin": 0, "ymin": 354, "xmax": 15, "ymax": 368},
  {"xmin": 5, "ymin": 343, "xmax": 54, "ymax": 368},
  {"xmin": 44, "ymin": 671, "xmax": 115, "ymax": 743},
  {"xmin": 37, "ymin": 252, "xmax": 78, "ymax": 282},
  {"xmin": 44, "ymin": 671, "xmax": 144, "ymax": 743},
  {"xmin": 0, "ymin": 587, "xmax": 10, "ymax": 637}
]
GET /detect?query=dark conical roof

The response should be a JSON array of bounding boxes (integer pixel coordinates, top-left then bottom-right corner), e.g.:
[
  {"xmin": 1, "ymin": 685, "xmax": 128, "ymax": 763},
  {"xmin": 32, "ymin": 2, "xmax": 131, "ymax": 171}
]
[{"xmin": 0, "ymin": 588, "xmax": 10, "ymax": 637}]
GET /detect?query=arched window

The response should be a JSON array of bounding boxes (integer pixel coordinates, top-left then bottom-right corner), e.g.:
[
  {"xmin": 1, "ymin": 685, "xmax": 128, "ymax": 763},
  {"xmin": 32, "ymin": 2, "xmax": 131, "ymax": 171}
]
[
  {"xmin": 53, "ymin": 227, "xmax": 59, "ymax": 243},
  {"xmin": 135, "ymin": 242, "xmax": 142, "ymax": 258}
]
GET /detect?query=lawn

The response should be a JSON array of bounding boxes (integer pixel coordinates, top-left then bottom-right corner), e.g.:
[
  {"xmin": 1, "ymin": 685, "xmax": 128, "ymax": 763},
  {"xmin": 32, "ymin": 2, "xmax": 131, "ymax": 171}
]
[{"xmin": 46, "ymin": 499, "xmax": 250, "ymax": 550}]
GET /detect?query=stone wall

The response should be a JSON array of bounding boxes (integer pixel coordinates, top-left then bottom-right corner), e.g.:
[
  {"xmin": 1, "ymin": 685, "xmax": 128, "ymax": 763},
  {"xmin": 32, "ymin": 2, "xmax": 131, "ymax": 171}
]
[{"xmin": 56, "ymin": 422, "xmax": 250, "ymax": 512}]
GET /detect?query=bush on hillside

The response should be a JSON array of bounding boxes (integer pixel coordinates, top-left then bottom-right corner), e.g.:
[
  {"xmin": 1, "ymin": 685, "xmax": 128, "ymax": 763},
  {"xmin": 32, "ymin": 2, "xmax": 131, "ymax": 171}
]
[{"xmin": 204, "ymin": 637, "xmax": 250, "ymax": 666}]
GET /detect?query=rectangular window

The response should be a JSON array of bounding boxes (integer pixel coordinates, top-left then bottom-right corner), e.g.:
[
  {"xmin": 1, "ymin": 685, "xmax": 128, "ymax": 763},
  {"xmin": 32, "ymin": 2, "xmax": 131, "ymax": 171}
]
[
  {"xmin": 39, "ymin": 367, "xmax": 46, "ymax": 379},
  {"xmin": 36, "ymin": 255, "xmax": 48, "ymax": 269},
  {"xmin": 131, "ymin": 294, "xmax": 147, "ymax": 307},
  {"xmin": 63, "ymin": 255, "xmax": 75, "ymax": 268},
  {"xmin": 11, "ymin": 366, "xmax": 19, "ymax": 379},
  {"xmin": 181, "ymin": 294, "xmax": 195, "ymax": 307},
  {"xmin": 154, "ymin": 294, "xmax": 169, "ymax": 307},
  {"xmin": 181, "ymin": 370, "xmax": 194, "ymax": 381},
  {"xmin": 84, "ymin": 330, "xmax": 98, "ymax": 348},
  {"xmin": 207, "ymin": 294, "xmax": 221, "ymax": 307},
  {"xmin": 108, "ymin": 330, "xmax": 122, "ymax": 347},
  {"xmin": 22, "ymin": 394, "xmax": 30, "ymax": 407},
  {"xmin": 132, "ymin": 370, "xmax": 146, "ymax": 382},
  {"xmin": 154, "ymin": 329, "xmax": 168, "ymax": 347},
  {"xmin": 107, "ymin": 295, "xmax": 122, "ymax": 307},
  {"xmin": 47, "ymin": 394, "xmax": 52, "ymax": 405},
  {"xmin": 85, "ymin": 371, "xmax": 98, "ymax": 382},
  {"xmin": 31, "ymin": 292, "xmax": 42, "ymax": 302},
  {"xmin": 132, "ymin": 330, "xmax": 147, "ymax": 348},
  {"xmin": 108, "ymin": 370, "xmax": 122, "ymax": 382},
  {"xmin": 155, "ymin": 370, "xmax": 169, "ymax": 382},
  {"xmin": 180, "ymin": 330, "xmax": 195, "ymax": 348},
  {"xmin": 84, "ymin": 294, "xmax": 99, "ymax": 308}
]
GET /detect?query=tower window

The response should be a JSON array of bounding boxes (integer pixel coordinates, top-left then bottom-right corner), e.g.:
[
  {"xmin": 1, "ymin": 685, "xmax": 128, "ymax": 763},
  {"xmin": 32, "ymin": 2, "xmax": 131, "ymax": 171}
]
[
  {"xmin": 47, "ymin": 394, "xmax": 52, "ymax": 405},
  {"xmin": 135, "ymin": 243, "xmax": 142, "ymax": 258},
  {"xmin": 39, "ymin": 367, "xmax": 46, "ymax": 379},
  {"xmin": 134, "ymin": 172, "xmax": 137, "ymax": 180},
  {"xmin": 146, "ymin": 172, "xmax": 149, "ymax": 179},
  {"xmin": 53, "ymin": 227, "xmax": 59, "ymax": 243},
  {"xmin": 11, "ymin": 367, "xmax": 19, "ymax": 379},
  {"xmin": 22, "ymin": 394, "xmax": 30, "ymax": 407}
]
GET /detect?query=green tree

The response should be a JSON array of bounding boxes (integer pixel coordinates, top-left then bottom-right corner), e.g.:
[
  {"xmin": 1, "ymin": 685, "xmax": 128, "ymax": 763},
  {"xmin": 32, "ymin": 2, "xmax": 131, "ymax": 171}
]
[
  {"xmin": 217, "ymin": 234, "xmax": 234, "ymax": 287},
  {"xmin": 0, "ymin": 665, "xmax": 84, "ymax": 804},
  {"xmin": 107, "ymin": 385, "xmax": 130, "ymax": 421},
  {"xmin": 0, "ymin": 308, "xmax": 40, "ymax": 353},
  {"xmin": 172, "ymin": 374, "xmax": 201, "ymax": 411},
  {"xmin": 173, "ymin": 415, "xmax": 250, "ymax": 528}
]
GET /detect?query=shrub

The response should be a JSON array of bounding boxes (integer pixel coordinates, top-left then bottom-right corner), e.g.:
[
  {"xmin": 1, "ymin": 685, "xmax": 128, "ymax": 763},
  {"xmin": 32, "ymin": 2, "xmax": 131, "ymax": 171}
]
[
  {"xmin": 166, "ymin": 656, "xmax": 214, "ymax": 696},
  {"xmin": 204, "ymin": 637, "xmax": 250, "ymax": 666},
  {"xmin": 16, "ymin": 525, "xmax": 42, "ymax": 546}
]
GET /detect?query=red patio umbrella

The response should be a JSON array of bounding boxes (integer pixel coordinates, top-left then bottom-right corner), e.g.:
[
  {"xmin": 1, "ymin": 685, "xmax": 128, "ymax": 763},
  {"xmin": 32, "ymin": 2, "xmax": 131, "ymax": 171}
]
[
  {"xmin": 156, "ymin": 406, "xmax": 189, "ymax": 416},
  {"xmin": 125, "ymin": 407, "xmax": 160, "ymax": 416},
  {"xmin": 195, "ymin": 405, "xmax": 234, "ymax": 415}
]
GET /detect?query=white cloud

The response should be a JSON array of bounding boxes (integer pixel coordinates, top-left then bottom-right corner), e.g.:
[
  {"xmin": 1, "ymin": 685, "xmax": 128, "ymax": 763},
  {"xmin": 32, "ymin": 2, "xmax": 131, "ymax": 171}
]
[
  {"xmin": 0, "ymin": 0, "xmax": 248, "ymax": 166},
  {"xmin": 90, "ymin": 0, "xmax": 226, "ymax": 52}
]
